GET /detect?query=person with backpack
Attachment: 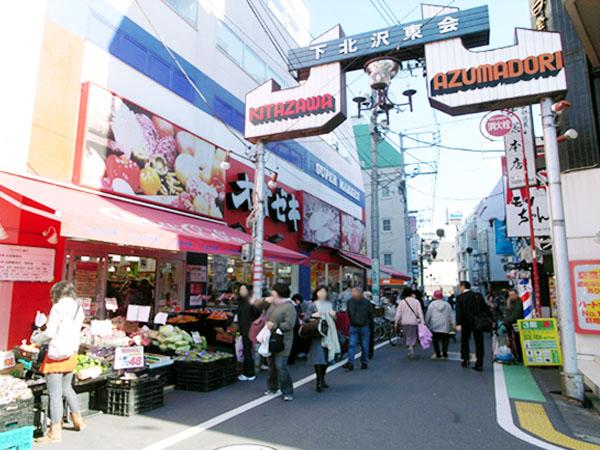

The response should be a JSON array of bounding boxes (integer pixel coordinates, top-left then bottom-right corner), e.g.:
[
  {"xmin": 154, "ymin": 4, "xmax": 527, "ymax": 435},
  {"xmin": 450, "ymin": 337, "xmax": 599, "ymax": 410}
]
[
  {"xmin": 455, "ymin": 281, "xmax": 492, "ymax": 371},
  {"xmin": 32, "ymin": 282, "xmax": 86, "ymax": 444},
  {"xmin": 394, "ymin": 287, "xmax": 425, "ymax": 359}
]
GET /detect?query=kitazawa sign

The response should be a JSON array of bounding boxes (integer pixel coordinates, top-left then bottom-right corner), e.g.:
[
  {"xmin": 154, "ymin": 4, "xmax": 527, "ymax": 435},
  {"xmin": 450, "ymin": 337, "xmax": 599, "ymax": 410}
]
[{"xmin": 244, "ymin": 5, "xmax": 566, "ymax": 142}]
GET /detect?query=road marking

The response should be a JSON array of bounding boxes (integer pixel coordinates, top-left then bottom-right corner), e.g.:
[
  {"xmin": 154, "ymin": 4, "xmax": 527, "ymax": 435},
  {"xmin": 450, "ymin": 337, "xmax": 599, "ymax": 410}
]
[
  {"xmin": 141, "ymin": 342, "xmax": 389, "ymax": 450},
  {"xmin": 516, "ymin": 401, "xmax": 600, "ymax": 450},
  {"xmin": 493, "ymin": 363, "xmax": 563, "ymax": 450},
  {"xmin": 503, "ymin": 365, "xmax": 546, "ymax": 403}
]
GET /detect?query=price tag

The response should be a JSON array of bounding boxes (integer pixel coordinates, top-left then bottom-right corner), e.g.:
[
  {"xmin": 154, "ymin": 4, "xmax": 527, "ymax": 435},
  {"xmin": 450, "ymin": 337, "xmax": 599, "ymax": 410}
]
[
  {"xmin": 90, "ymin": 320, "xmax": 112, "ymax": 337},
  {"xmin": 80, "ymin": 298, "xmax": 92, "ymax": 310},
  {"xmin": 191, "ymin": 332, "xmax": 202, "ymax": 344},
  {"xmin": 154, "ymin": 312, "xmax": 168, "ymax": 325},
  {"xmin": 105, "ymin": 298, "xmax": 118, "ymax": 312},
  {"xmin": 114, "ymin": 346, "xmax": 144, "ymax": 370}
]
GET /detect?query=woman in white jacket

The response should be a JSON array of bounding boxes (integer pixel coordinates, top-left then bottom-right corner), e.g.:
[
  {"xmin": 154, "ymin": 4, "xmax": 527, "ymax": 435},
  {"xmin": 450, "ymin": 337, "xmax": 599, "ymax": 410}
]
[
  {"xmin": 425, "ymin": 290, "xmax": 454, "ymax": 359},
  {"xmin": 33, "ymin": 281, "xmax": 85, "ymax": 444}
]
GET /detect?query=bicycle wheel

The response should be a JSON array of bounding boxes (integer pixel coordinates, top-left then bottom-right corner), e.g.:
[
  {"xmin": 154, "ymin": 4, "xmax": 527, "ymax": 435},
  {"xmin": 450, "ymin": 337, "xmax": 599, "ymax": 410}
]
[
  {"xmin": 389, "ymin": 327, "xmax": 402, "ymax": 346},
  {"xmin": 374, "ymin": 325, "xmax": 385, "ymax": 343}
]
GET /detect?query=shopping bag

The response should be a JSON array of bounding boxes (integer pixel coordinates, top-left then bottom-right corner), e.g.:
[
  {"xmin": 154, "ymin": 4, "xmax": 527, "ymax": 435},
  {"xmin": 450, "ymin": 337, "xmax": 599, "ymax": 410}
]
[
  {"xmin": 235, "ymin": 336, "xmax": 244, "ymax": 362},
  {"xmin": 418, "ymin": 323, "xmax": 432, "ymax": 349},
  {"xmin": 249, "ymin": 313, "xmax": 267, "ymax": 344}
]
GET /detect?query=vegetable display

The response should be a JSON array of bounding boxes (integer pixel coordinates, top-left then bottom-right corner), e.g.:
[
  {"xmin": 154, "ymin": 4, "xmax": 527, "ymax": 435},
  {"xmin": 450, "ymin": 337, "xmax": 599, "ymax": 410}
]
[
  {"xmin": 149, "ymin": 325, "xmax": 194, "ymax": 354},
  {"xmin": 174, "ymin": 350, "xmax": 233, "ymax": 364},
  {"xmin": 0, "ymin": 375, "xmax": 32, "ymax": 405}
]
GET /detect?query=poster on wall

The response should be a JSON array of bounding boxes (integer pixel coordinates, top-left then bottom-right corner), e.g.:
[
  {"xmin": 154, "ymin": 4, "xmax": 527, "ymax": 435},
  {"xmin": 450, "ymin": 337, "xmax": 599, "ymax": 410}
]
[
  {"xmin": 76, "ymin": 83, "xmax": 227, "ymax": 219},
  {"xmin": 341, "ymin": 213, "xmax": 367, "ymax": 255},
  {"xmin": 302, "ymin": 193, "xmax": 340, "ymax": 248},
  {"xmin": 570, "ymin": 260, "xmax": 600, "ymax": 334},
  {"xmin": 0, "ymin": 245, "xmax": 55, "ymax": 282}
]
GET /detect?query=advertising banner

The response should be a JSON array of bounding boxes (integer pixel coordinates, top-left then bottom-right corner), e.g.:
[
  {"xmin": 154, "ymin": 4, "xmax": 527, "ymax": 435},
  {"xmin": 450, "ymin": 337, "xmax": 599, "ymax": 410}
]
[
  {"xmin": 504, "ymin": 107, "xmax": 537, "ymax": 189},
  {"xmin": 341, "ymin": 213, "xmax": 367, "ymax": 255},
  {"xmin": 505, "ymin": 186, "xmax": 550, "ymax": 237},
  {"xmin": 75, "ymin": 83, "xmax": 227, "ymax": 219},
  {"xmin": 518, "ymin": 318, "xmax": 563, "ymax": 366},
  {"xmin": 493, "ymin": 219, "xmax": 514, "ymax": 255},
  {"xmin": 302, "ymin": 193, "xmax": 340, "ymax": 249},
  {"xmin": 570, "ymin": 260, "xmax": 600, "ymax": 334}
]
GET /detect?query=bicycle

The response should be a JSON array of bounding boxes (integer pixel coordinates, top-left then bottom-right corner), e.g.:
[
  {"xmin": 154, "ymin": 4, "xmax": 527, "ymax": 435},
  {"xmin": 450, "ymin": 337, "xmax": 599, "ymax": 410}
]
[{"xmin": 373, "ymin": 317, "xmax": 403, "ymax": 346}]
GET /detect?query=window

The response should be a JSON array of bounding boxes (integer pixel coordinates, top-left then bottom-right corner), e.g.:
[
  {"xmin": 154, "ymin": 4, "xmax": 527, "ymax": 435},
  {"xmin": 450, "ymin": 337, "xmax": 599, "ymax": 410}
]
[
  {"xmin": 163, "ymin": 0, "xmax": 198, "ymax": 27},
  {"xmin": 244, "ymin": 47, "xmax": 267, "ymax": 83},
  {"xmin": 217, "ymin": 22, "xmax": 244, "ymax": 65},
  {"xmin": 381, "ymin": 185, "xmax": 391, "ymax": 198},
  {"xmin": 382, "ymin": 219, "xmax": 392, "ymax": 232},
  {"xmin": 383, "ymin": 253, "xmax": 393, "ymax": 266}
]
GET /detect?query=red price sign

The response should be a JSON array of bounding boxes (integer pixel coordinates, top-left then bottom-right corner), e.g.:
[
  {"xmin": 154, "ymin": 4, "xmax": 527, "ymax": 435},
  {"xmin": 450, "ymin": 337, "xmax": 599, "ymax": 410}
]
[{"xmin": 114, "ymin": 346, "xmax": 144, "ymax": 370}]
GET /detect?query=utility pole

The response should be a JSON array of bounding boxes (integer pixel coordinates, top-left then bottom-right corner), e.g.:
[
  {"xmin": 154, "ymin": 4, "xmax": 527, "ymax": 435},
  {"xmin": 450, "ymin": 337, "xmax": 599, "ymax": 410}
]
[
  {"xmin": 252, "ymin": 141, "xmax": 266, "ymax": 298},
  {"xmin": 399, "ymin": 133, "xmax": 411, "ymax": 276},
  {"xmin": 540, "ymin": 97, "xmax": 584, "ymax": 401},
  {"xmin": 419, "ymin": 238, "xmax": 425, "ymax": 289},
  {"xmin": 370, "ymin": 99, "xmax": 381, "ymax": 306}
]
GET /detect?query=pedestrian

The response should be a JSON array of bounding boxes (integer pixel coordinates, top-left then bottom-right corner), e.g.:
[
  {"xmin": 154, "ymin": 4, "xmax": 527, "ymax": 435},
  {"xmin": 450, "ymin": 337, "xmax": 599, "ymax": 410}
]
[
  {"xmin": 394, "ymin": 287, "xmax": 425, "ymax": 359},
  {"xmin": 455, "ymin": 281, "xmax": 492, "ymax": 371},
  {"xmin": 343, "ymin": 287, "xmax": 372, "ymax": 371},
  {"xmin": 339, "ymin": 284, "xmax": 353, "ymax": 310},
  {"xmin": 32, "ymin": 281, "xmax": 86, "ymax": 444},
  {"xmin": 447, "ymin": 293, "xmax": 456, "ymax": 310},
  {"xmin": 306, "ymin": 286, "xmax": 340, "ymax": 392},
  {"xmin": 236, "ymin": 284, "xmax": 260, "ymax": 381},
  {"xmin": 425, "ymin": 289, "xmax": 454, "ymax": 359},
  {"xmin": 363, "ymin": 291, "xmax": 376, "ymax": 359},
  {"xmin": 254, "ymin": 283, "xmax": 297, "ymax": 401},
  {"xmin": 504, "ymin": 289, "xmax": 524, "ymax": 363}
]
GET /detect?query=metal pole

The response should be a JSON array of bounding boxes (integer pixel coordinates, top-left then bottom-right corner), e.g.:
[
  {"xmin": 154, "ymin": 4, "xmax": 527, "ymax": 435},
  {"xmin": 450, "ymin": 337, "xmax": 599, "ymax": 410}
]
[
  {"xmin": 540, "ymin": 97, "xmax": 584, "ymax": 401},
  {"xmin": 419, "ymin": 238, "xmax": 424, "ymax": 289},
  {"xmin": 252, "ymin": 140, "xmax": 266, "ymax": 298},
  {"xmin": 399, "ymin": 133, "xmax": 411, "ymax": 276},
  {"xmin": 505, "ymin": 109, "xmax": 542, "ymax": 317},
  {"xmin": 370, "ymin": 104, "xmax": 381, "ymax": 305}
]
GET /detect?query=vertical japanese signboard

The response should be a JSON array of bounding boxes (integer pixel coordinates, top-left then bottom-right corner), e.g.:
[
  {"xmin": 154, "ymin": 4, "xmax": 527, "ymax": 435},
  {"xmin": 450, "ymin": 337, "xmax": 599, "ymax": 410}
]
[
  {"xmin": 505, "ymin": 186, "xmax": 550, "ymax": 237},
  {"xmin": 518, "ymin": 318, "xmax": 562, "ymax": 366},
  {"xmin": 504, "ymin": 107, "xmax": 537, "ymax": 189},
  {"xmin": 570, "ymin": 260, "xmax": 600, "ymax": 334}
]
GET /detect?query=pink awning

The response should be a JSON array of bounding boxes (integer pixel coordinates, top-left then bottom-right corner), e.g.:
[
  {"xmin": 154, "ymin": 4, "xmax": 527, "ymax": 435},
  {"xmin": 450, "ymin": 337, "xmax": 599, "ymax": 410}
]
[
  {"xmin": 340, "ymin": 250, "xmax": 412, "ymax": 281},
  {"xmin": 0, "ymin": 171, "xmax": 307, "ymax": 265}
]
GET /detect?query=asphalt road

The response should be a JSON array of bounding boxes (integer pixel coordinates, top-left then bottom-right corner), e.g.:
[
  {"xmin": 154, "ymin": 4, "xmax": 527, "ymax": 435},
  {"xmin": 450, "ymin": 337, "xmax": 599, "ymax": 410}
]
[{"xmin": 50, "ymin": 339, "xmax": 535, "ymax": 450}]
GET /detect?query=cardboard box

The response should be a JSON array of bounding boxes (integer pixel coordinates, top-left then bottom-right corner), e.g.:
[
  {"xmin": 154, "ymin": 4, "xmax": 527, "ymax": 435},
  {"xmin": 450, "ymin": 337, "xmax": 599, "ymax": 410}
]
[
  {"xmin": 0, "ymin": 363, "xmax": 24, "ymax": 378},
  {"xmin": 0, "ymin": 350, "xmax": 16, "ymax": 370}
]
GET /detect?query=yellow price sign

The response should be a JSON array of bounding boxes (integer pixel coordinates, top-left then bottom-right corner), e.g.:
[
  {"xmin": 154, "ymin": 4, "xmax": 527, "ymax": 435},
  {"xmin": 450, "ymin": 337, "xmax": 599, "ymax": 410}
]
[{"xmin": 517, "ymin": 318, "xmax": 562, "ymax": 367}]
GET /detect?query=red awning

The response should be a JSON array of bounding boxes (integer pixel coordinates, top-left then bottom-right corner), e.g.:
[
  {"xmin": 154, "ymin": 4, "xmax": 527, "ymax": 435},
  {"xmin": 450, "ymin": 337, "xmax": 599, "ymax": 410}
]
[
  {"xmin": 0, "ymin": 171, "xmax": 307, "ymax": 265},
  {"xmin": 340, "ymin": 250, "xmax": 411, "ymax": 281}
]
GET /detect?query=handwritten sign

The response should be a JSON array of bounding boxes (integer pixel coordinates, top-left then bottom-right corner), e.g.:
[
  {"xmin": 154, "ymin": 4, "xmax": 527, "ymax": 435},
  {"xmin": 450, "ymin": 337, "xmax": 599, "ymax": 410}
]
[
  {"xmin": 126, "ymin": 305, "xmax": 151, "ymax": 323},
  {"xmin": 518, "ymin": 318, "xmax": 562, "ymax": 366},
  {"xmin": 154, "ymin": 312, "xmax": 168, "ymax": 325},
  {"xmin": 0, "ymin": 245, "xmax": 55, "ymax": 282},
  {"xmin": 105, "ymin": 297, "xmax": 118, "ymax": 312},
  {"xmin": 570, "ymin": 260, "xmax": 600, "ymax": 334},
  {"xmin": 114, "ymin": 346, "xmax": 144, "ymax": 370}
]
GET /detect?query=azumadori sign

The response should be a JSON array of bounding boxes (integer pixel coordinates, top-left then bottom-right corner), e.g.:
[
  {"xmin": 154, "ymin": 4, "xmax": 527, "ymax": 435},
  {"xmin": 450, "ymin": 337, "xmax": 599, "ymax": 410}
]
[
  {"xmin": 244, "ymin": 26, "xmax": 347, "ymax": 143},
  {"xmin": 425, "ymin": 28, "xmax": 567, "ymax": 115}
]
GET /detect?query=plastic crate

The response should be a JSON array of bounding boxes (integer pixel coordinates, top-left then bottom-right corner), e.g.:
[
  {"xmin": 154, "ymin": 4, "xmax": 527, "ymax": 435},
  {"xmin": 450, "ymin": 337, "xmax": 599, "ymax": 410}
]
[
  {"xmin": 0, "ymin": 426, "xmax": 33, "ymax": 450},
  {"xmin": 174, "ymin": 358, "xmax": 236, "ymax": 392},
  {"xmin": 0, "ymin": 398, "xmax": 34, "ymax": 433},
  {"xmin": 102, "ymin": 375, "xmax": 164, "ymax": 417},
  {"xmin": 148, "ymin": 365, "xmax": 175, "ymax": 386}
]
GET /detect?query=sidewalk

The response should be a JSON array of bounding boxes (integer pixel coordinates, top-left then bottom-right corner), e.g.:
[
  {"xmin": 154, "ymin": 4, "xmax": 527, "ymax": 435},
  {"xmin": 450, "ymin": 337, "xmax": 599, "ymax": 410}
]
[{"xmin": 502, "ymin": 363, "xmax": 600, "ymax": 449}]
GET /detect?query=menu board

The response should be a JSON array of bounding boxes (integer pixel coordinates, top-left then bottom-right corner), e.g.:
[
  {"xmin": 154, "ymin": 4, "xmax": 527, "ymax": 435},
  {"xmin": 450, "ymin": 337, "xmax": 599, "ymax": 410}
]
[
  {"xmin": 74, "ymin": 262, "xmax": 98, "ymax": 297},
  {"xmin": 570, "ymin": 260, "xmax": 600, "ymax": 334},
  {"xmin": 0, "ymin": 245, "xmax": 55, "ymax": 282},
  {"xmin": 517, "ymin": 318, "xmax": 563, "ymax": 367}
]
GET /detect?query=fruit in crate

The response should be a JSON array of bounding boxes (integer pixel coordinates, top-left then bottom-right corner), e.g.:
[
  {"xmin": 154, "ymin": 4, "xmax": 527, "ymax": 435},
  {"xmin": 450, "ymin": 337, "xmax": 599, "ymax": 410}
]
[
  {"xmin": 167, "ymin": 315, "xmax": 198, "ymax": 324},
  {"xmin": 207, "ymin": 311, "xmax": 231, "ymax": 321}
]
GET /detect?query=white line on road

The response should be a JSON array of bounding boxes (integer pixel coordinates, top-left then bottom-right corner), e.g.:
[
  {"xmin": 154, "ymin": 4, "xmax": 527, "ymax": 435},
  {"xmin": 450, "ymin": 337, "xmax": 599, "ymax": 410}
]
[
  {"xmin": 141, "ymin": 342, "xmax": 390, "ymax": 450},
  {"xmin": 493, "ymin": 362, "xmax": 563, "ymax": 449}
]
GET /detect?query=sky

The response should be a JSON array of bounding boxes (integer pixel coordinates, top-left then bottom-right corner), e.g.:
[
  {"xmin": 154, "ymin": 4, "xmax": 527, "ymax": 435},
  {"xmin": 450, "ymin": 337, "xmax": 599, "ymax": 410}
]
[{"xmin": 303, "ymin": 0, "xmax": 532, "ymax": 230}]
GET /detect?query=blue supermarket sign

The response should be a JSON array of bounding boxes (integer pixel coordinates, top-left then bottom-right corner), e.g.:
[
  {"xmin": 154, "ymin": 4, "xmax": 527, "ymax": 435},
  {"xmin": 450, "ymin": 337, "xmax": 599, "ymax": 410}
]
[{"xmin": 287, "ymin": 6, "xmax": 490, "ymax": 72}]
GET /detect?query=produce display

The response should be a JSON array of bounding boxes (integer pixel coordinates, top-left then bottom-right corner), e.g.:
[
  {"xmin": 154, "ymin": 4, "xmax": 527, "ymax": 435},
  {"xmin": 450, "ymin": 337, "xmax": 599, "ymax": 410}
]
[
  {"xmin": 167, "ymin": 315, "xmax": 199, "ymax": 325},
  {"xmin": 75, "ymin": 354, "xmax": 109, "ymax": 380},
  {"xmin": 0, "ymin": 375, "xmax": 32, "ymax": 405},
  {"xmin": 130, "ymin": 327, "xmax": 151, "ymax": 347},
  {"xmin": 81, "ymin": 327, "xmax": 132, "ymax": 348},
  {"xmin": 207, "ymin": 311, "xmax": 233, "ymax": 321},
  {"xmin": 80, "ymin": 84, "xmax": 228, "ymax": 219},
  {"xmin": 149, "ymin": 325, "xmax": 193, "ymax": 354},
  {"xmin": 174, "ymin": 350, "xmax": 232, "ymax": 363}
]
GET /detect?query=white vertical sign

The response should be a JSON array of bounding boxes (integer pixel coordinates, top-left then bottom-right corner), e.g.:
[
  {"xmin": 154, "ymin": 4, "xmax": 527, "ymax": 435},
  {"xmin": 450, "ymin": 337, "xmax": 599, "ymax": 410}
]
[
  {"xmin": 504, "ymin": 106, "xmax": 537, "ymax": 189},
  {"xmin": 505, "ymin": 186, "xmax": 551, "ymax": 237}
]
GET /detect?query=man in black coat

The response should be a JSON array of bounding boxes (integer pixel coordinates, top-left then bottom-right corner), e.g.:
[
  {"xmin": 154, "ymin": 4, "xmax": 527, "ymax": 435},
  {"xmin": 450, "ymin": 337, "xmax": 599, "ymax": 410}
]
[{"xmin": 455, "ymin": 281, "xmax": 491, "ymax": 371}]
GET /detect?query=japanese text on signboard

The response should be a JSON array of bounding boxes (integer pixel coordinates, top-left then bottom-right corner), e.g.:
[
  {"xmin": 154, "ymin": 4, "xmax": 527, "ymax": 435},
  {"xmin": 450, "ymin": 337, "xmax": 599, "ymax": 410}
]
[{"xmin": 570, "ymin": 261, "xmax": 600, "ymax": 334}]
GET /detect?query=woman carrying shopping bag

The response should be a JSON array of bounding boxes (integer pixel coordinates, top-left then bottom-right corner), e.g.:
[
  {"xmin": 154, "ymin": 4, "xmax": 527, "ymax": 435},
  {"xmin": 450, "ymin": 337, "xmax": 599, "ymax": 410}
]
[
  {"xmin": 32, "ymin": 281, "xmax": 86, "ymax": 444},
  {"xmin": 304, "ymin": 286, "xmax": 340, "ymax": 392},
  {"xmin": 394, "ymin": 287, "xmax": 426, "ymax": 359}
]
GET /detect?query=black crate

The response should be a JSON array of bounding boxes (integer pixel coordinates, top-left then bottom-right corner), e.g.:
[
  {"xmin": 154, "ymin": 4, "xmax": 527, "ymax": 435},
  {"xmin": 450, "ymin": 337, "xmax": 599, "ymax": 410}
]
[
  {"xmin": 174, "ymin": 358, "xmax": 236, "ymax": 392},
  {"xmin": 148, "ymin": 365, "xmax": 175, "ymax": 386},
  {"xmin": 0, "ymin": 398, "xmax": 34, "ymax": 433},
  {"xmin": 102, "ymin": 375, "xmax": 164, "ymax": 416}
]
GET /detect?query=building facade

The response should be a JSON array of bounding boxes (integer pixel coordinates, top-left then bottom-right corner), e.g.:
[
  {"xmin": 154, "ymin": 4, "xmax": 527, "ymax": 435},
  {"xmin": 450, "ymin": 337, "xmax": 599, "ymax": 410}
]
[{"xmin": 0, "ymin": 0, "xmax": 367, "ymax": 347}]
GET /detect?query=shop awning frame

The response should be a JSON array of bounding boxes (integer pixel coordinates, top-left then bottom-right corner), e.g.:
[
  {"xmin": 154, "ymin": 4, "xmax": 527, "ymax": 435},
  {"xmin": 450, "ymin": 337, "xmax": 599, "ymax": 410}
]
[
  {"xmin": 339, "ymin": 250, "xmax": 412, "ymax": 281},
  {"xmin": 0, "ymin": 171, "xmax": 308, "ymax": 265}
]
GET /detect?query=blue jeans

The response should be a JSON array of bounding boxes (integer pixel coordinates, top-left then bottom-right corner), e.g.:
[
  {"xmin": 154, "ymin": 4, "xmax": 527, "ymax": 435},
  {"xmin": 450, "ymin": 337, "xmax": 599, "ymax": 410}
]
[
  {"xmin": 348, "ymin": 325, "xmax": 370, "ymax": 365},
  {"xmin": 267, "ymin": 355, "xmax": 293, "ymax": 396}
]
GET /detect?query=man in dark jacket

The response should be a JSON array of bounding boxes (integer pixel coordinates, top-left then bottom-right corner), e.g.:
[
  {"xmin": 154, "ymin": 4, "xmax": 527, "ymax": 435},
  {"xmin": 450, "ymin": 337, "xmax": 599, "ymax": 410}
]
[
  {"xmin": 504, "ymin": 289, "xmax": 524, "ymax": 363},
  {"xmin": 456, "ymin": 281, "xmax": 491, "ymax": 371},
  {"xmin": 343, "ymin": 287, "xmax": 372, "ymax": 371},
  {"xmin": 237, "ymin": 284, "xmax": 260, "ymax": 381}
]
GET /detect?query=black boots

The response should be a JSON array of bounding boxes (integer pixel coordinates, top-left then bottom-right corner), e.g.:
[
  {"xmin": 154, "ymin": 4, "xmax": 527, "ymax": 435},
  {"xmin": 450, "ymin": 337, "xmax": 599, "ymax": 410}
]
[{"xmin": 314, "ymin": 365, "xmax": 329, "ymax": 392}]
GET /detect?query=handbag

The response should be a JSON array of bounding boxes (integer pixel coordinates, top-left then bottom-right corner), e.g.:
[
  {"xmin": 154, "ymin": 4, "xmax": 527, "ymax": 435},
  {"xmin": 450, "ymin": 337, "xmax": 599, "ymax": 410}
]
[
  {"xmin": 249, "ymin": 313, "xmax": 267, "ymax": 344},
  {"xmin": 299, "ymin": 319, "xmax": 329, "ymax": 339},
  {"xmin": 269, "ymin": 328, "xmax": 285, "ymax": 354},
  {"xmin": 473, "ymin": 294, "xmax": 493, "ymax": 333}
]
